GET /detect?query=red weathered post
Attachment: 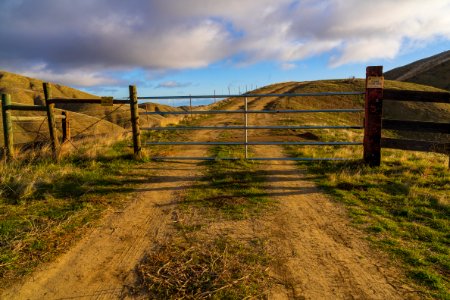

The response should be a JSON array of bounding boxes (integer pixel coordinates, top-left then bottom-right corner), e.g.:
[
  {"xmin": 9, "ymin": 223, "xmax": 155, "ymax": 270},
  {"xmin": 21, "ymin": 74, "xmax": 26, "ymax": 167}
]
[{"xmin": 363, "ymin": 66, "xmax": 383, "ymax": 166}]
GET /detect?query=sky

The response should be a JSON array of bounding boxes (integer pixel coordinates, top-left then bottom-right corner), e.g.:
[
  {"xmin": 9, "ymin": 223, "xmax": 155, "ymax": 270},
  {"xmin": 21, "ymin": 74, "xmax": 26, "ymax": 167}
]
[{"xmin": 1, "ymin": 0, "xmax": 449, "ymax": 105}]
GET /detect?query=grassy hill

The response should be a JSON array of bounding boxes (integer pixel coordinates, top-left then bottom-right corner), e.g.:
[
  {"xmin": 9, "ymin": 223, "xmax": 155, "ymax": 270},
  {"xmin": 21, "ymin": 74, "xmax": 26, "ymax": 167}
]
[
  {"xmin": 0, "ymin": 71, "xmax": 185, "ymax": 146},
  {"xmin": 222, "ymin": 78, "xmax": 448, "ymax": 131},
  {"xmin": 210, "ymin": 79, "xmax": 449, "ymax": 150},
  {"xmin": 0, "ymin": 70, "xmax": 126, "ymax": 146},
  {"xmin": 385, "ymin": 50, "xmax": 450, "ymax": 91}
]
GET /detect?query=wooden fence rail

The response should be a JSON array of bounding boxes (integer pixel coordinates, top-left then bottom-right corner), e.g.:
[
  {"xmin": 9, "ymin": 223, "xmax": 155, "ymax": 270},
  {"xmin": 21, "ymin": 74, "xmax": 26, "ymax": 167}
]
[
  {"xmin": 1, "ymin": 92, "xmax": 71, "ymax": 160},
  {"xmin": 363, "ymin": 66, "xmax": 450, "ymax": 167},
  {"xmin": 38, "ymin": 83, "xmax": 140, "ymax": 160},
  {"xmin": 381, "ymin": 120, "xmax": 449, "ymax": 134},
  {"xmin": 2, "ymin": 83, "xmax": 136, "ymax": 160}
]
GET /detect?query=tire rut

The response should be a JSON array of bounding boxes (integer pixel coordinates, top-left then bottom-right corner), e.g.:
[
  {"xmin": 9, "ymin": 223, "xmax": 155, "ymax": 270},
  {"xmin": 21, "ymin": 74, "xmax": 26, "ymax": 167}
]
[{"xmin": 1, "ymin": 148, "xmax": 207, "ymax": 300}]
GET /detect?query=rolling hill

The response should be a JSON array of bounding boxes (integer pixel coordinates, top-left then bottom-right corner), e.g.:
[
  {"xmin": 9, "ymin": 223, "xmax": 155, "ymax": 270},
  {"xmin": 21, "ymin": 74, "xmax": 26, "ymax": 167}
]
[
  {"xmin": 0, "ymin": 71, "xmax": 185, "ymax": 146},
  {"xmin": 217, "ymin": 79, "xmax": 449, "ymax": 144},
  {"xmin": 384, "ymin": 50, "xmax": 450, "ymax": 91},
  {"xmin": 1, "ymin": 70, "xmax": 448, "ymax": 148}
]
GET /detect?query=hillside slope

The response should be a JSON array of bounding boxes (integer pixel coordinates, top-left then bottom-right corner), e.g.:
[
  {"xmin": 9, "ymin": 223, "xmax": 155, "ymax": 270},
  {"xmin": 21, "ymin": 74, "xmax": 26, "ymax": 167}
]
[
  {"xmin": 384, "ymin": 50, "xmax": 450, "ymax": 91},
  {"xmin": 219, "ymin": 79, "xmax": 449, "ymax": 143},
  {"xmin": 0, "ymin": 71, "xmax": 185, "ymax": 146},
  {"xmin": 0, "ymin": 70, "xmax": 126, "ymax": 146}
]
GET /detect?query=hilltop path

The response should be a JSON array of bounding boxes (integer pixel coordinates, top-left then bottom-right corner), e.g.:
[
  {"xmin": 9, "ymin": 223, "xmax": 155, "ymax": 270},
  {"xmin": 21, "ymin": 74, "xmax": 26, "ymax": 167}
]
[{"xmin": 2, "ymin": 86, "xmax": 415, "ymax": 299}]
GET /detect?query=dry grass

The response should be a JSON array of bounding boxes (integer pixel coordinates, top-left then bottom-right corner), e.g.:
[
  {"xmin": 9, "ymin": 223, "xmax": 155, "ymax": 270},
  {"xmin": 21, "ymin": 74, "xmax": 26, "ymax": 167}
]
[
  {"xmin": 0, "ymin": 134, "xmax": 142, "ymax": 287},
  {"xmin": 133, "ymin": 236, "xmax": 270, "ymax": 299}
]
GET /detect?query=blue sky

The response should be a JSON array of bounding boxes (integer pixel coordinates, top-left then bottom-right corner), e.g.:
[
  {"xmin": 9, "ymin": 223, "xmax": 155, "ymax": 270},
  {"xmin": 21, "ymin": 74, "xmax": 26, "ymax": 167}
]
[{"xmin": 1, "ymin": 0, "xmax": 449, "ymax": 106}]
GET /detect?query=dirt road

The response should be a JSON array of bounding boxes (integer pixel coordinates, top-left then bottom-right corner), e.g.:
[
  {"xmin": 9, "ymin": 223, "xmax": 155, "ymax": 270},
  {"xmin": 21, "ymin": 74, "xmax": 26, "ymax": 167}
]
[{"xmin": 2, "ymin": 88, "xmax": 416, "ymax": 299}]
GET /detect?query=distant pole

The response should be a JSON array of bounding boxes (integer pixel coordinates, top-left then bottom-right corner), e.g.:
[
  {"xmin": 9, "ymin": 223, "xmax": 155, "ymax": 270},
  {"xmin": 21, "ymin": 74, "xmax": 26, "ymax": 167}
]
[
  {"xmin": 189, "ymin": 95, "xmax": 192, "ymax": 121},
  {"xmin": 244, "ymin": 97, "xmax": 248, "ymax": 159},
  {"xmin": 1, "ymin": 94, "xmax": 14, "ymax": 160},
  {"xmin": 228, "ymin": 87, "xmax": 230, "ymax": 95},
  {"xmin": 129, "ymin": 85, "xmax": 142, "ymax": 159},
  {"xmin": 363, "ymin": 66, "xmax": 383, "ymax": 166},
  {"xmin": 239, "ymin": 86, "xmax": 241, "ymax": 94},
  {"xmin": 43, "ymin": 82, "xmax": 60, "ymax": 161}
]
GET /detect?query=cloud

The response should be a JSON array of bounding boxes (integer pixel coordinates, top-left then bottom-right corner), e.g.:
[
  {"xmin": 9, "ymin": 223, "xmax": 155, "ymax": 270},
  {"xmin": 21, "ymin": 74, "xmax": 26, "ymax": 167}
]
[
  {"xmin": 156, "ymin": 81, "xmax": 192, "ymax": 89},
  {"xmin": 0, "ymin": 0, "xmax": 449, "ymax": 86},
  {"xmin": 20, "ymin": 64, "xmax": 120, "ymax": 87},
  {"xmin": 280, "ymin": 63, "xmax": 297, "ymax": 70}
]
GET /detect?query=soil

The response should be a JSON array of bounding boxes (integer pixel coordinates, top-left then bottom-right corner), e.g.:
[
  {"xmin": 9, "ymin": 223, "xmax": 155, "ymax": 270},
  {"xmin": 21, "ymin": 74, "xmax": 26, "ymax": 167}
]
[{"xmin": 1, "ymin": 88, "xmax": 418, "ymax": 299}]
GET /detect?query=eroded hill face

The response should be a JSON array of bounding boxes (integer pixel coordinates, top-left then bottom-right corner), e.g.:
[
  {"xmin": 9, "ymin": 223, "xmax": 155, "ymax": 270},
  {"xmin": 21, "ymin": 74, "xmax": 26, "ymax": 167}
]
[{"xmin": 384, "ymin": 50, "xmax": 450, "ymax": 91}]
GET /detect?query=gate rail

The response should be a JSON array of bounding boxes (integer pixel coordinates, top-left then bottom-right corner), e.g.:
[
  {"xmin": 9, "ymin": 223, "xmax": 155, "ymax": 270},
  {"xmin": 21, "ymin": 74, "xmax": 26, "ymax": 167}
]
[{"xmin": 139, "ymin": 92, "xmax": 365, "ymax": 161}]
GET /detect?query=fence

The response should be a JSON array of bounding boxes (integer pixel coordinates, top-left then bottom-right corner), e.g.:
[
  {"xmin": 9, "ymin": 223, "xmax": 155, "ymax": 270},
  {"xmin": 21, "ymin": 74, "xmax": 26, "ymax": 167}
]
[
  {"xmin": 140, "ymin": 92, "xmax": 364, "ymax": 161},
  {"xmin": 1, "ymin": 83, "xmax": 140, "ymax": 161},
  {"xmin": 1, "ymin": 66, "xmax": 449, "ymax": 165},
  {"xmin": 363, "ymin": 66, "xmax": 450, "ymax": 167},
  {"xmin": 1, "ymin": 92, "xmax": 70, "ymax": 159}
]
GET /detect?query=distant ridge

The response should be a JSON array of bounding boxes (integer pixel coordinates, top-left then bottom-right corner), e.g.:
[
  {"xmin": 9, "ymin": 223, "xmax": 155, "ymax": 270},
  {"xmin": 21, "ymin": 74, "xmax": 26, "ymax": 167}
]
[{"xmin": 384, "ymin": 50, "xmax": 450, "ymax": 91}]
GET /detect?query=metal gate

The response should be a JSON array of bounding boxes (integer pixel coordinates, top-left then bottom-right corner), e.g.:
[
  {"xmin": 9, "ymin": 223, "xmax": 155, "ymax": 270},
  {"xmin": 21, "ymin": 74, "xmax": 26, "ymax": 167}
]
[{"xmin": 139, "ymin": 91, "xmax": 365, "ymax": 161}]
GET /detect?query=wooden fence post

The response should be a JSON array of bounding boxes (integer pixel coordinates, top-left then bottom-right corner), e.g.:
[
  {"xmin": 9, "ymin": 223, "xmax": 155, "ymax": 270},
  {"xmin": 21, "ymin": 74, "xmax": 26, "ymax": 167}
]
[
  {"xmin": 1, "ymin": 94, "xmax": 14, "ymax": 160},
  {"xmin": 129, "ymin": 85, "xmax": 142, "ymax": 159},
  {"xmin": 43, "ymin": 83, "xmax": 60, "ymax": 160},
  {"xmin": 363, "ymin": 66, "xmax": 384, "ymax": 166},
  {"xmin": 62, "ymin": 111, "xmax": 70, "ymax": 143}
]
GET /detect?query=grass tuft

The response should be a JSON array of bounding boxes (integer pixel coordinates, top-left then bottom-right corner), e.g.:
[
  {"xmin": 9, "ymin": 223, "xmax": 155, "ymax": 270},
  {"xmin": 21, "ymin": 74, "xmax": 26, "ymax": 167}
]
[{"xmin": 133, "ymin": 236, "xmax": 270, "ymax": 299}]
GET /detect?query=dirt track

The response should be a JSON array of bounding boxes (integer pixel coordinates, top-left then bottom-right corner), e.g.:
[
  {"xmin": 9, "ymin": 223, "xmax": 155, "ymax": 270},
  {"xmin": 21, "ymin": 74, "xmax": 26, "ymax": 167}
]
[{"xmin": 2, "ymin": 90, "xmax": 416, "ymax": 299}]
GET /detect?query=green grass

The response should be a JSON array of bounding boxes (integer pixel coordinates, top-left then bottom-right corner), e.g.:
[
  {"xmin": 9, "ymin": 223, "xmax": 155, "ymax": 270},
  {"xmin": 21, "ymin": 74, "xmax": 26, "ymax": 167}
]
[
  {"xmin": 287, "ymin": 145, "xmax": 449, "ymax": 298},
  {"xmin": 0, "ymin": 137, "xmax": 143, "ymax": 286},
  {"xmin": 184, "ymin": 144, "xmax": 272, "ymax": 220}
]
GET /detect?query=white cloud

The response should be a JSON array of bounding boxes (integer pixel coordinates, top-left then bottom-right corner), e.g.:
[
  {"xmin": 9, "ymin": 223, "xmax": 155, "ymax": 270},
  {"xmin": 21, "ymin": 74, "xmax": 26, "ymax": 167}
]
[
  {"xmin": 22, "ymin": 64, "xmax": 119, "ymax": 87},
  {"xmin": 156, "ymin": 81, "xmax": 191, "ymax": 88},
  {"xmin": 0, "ymin": 0, "xmax": 449, "ymax": 85},
  {"xmin": 280, "ymin": 63, "xmax": 297, "ymax": 71}
]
